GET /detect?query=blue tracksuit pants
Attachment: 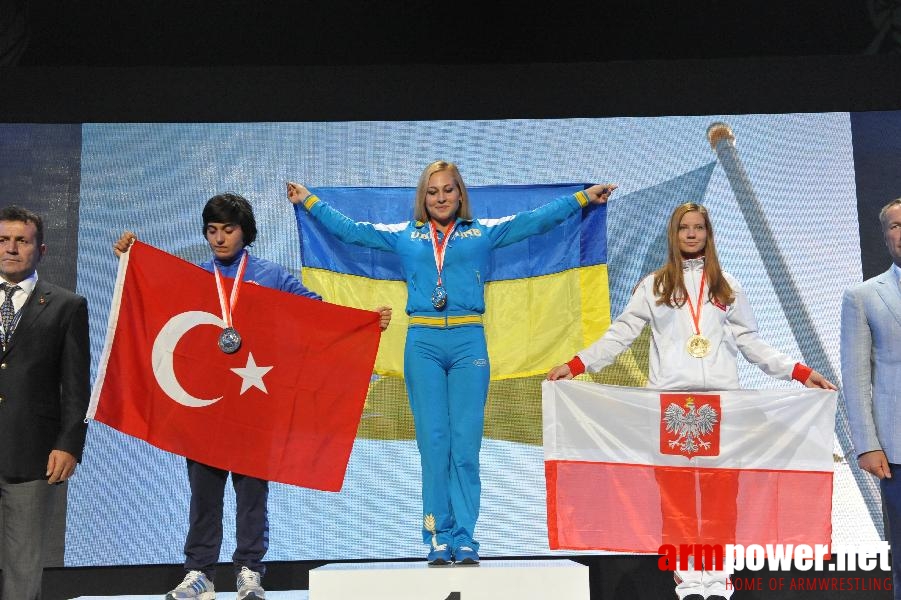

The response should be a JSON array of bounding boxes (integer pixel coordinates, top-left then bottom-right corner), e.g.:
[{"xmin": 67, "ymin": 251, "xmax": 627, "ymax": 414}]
[
  {"xmin": 404, "ymin": 324, "xmax": 491, "ymax": 552},
  {"xmin": 183, "ymin": 459, "xmax": 269, "ymax": 578}
]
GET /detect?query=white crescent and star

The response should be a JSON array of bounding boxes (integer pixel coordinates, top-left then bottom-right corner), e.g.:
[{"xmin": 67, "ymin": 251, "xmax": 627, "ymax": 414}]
[{"xmin": 151, "ymin": 310, "xmax": 273, "ymax": 407}]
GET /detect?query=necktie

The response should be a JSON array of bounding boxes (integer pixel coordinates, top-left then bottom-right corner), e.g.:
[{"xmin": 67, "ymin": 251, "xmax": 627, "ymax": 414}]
[{"xmin": 1, "ymin": 283, "xmax": 20, "ymax": 348}]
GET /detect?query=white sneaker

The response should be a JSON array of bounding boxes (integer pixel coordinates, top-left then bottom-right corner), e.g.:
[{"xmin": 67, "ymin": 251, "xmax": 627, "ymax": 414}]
[
  {"xmin": 166, "ymin": 570, "xmax": 215, "ymax": 600},
  {"xmin": 236, "ymin": 566, "xmax": 265, "ymax": 600}
]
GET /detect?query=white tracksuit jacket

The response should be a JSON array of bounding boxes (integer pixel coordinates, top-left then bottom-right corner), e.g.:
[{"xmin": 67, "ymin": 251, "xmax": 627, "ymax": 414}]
[{"xmin": 576, "ymin": 258, "xmax": 801, "ymax": 390}]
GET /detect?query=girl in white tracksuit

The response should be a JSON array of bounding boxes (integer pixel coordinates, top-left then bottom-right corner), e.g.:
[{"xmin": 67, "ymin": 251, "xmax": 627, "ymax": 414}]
[{"xmin": 547, "ymin": 202, "xmax": 835, "ymax": 600}]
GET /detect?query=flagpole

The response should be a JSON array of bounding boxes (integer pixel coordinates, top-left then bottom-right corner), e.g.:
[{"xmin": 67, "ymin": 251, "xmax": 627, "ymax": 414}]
[{"xmin": 706, "ymin": 121, "xmax": 883, "ymax": 536}]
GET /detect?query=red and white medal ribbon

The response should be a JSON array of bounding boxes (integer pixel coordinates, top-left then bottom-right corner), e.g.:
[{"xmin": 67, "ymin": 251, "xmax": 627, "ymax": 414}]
[
  {"xmin": 429, "ymin": 220, "xmax": 457, "ymax": 288},
  {"xmin": 212, "ymin": 250, "xmax": 249, "ymax": 330},
  {"xmin": 684, "ymin": 270, "xmax": 711, "ymax": 358}
]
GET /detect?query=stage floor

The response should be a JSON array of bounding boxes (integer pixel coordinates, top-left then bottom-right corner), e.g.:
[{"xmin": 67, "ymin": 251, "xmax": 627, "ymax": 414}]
[
  {"xmin": 53, "ymin": 554, "xmax": 893, "ymax": 600},
  {"xmin": 73, "ymin": 594, "xmax": 309, "ymax": 600}
]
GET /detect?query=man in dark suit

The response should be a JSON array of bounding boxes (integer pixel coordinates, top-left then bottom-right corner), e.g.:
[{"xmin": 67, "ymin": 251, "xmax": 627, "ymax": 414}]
[
  {"xmin": 0, "ymin": 205, "xmax": 90, "ymax": 599},
  {"xmin": 841, "ymin": 197, "xmax": 901, "ymax": 599}
]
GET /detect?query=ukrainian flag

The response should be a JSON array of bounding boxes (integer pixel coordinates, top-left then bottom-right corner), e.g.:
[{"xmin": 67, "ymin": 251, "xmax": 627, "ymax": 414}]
[
  {"xmin": 295, "ymin": 169, "xmax": 718, "ymax": 444},
  {"xmin": 295, "ymin": 184, "xmax": 610, "ymax": 382}
]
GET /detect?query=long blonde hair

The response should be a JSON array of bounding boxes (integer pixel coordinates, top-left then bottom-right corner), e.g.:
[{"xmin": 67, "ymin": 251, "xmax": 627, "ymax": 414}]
[
  {"xmin": 412, "ymin": 160, "xmax": 473, "ymax": 223},
  {"xmin": 652, "ymin": 202, "xmax": 734, "ymax": 307}
]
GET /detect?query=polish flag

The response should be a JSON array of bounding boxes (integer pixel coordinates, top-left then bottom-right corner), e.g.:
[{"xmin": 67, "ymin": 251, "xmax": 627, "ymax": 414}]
[
  {"xmin": 87, "ymin": 241, "xmax": 382, "ymax": 491},
  {"xmin": 542, "ymin": 380, "xmax": 836, "ymax": 552}
]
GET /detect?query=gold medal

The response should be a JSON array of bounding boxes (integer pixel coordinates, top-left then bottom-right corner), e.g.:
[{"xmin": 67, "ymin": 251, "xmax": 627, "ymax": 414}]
[
  {"xmin": 686, "ymin": 333, "xmax": 711, "ymax": 358},
  {"xmin": 684, "ymin": 269, "xmax": 710, "ymax": 358}
]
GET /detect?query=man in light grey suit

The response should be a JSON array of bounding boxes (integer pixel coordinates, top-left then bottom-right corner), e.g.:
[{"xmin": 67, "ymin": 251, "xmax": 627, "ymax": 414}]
[{"xmin": 841, "ymin": 197, "xmax": 901, "ymax": 598}]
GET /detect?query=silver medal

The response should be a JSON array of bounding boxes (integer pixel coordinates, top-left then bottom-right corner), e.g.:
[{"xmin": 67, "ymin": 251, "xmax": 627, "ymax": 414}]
[
  {"xmin": 218, "ymin": 326, "xmax": 242, "ymax": 354},
  {"xmin": 431, "ymin": 285, "xmax": 448, "ymax": 310}
]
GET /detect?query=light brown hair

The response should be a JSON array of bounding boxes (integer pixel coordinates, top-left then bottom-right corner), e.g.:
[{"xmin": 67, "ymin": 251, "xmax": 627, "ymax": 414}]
[{"xmin": 652, "ymin": 202, "xmax": 735, "ymax": 307}]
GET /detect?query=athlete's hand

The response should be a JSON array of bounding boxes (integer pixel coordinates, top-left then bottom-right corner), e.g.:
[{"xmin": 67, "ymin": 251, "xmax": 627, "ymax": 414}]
[
  {"xmin": 546, "ymin": 364, "xmax": 574, "ymax": 381},
  {"xmin": 804, "ymin": 370, "xmax": 837, "ymax": 390},
  {"xmin": 286, "ymin": 181, "xmax": 311, "ymax": 205},
  {"xmin": 113, "ymin": 231, "xmax": 137, "ymax": 257},
  {"xmin": 376, "ymin": 306, "xmax": 393, "ymax": 331},
  {"xmin": 584, "ymin": 184, "xmax": 618, "ymax": 204}
]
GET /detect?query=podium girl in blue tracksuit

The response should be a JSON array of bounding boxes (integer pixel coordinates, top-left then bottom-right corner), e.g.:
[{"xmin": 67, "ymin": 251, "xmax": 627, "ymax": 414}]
[{"xmin": 288, "ymin": 162, "xmax": 616, "ymax": 565}]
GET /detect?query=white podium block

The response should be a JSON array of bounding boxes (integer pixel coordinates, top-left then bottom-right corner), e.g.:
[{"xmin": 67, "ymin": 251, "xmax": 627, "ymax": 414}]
[{"xmin": 309, "ymin": 559, "xmax": 589, "ymax": 600}]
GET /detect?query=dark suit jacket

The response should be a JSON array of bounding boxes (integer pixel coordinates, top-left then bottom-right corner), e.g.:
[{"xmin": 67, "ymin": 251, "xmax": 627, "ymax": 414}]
[{"xmin": 0, "ymin": 279, "xmax": 90, "ymax": 481}]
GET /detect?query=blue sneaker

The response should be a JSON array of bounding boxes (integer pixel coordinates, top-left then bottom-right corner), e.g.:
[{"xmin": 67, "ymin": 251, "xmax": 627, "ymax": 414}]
[
  {"xmin": 454, "ymin": 546, "xmax": 480, "ymax": 565},
  {"xmin": 427, "ymin": 545, "xmax": 453, "ymax": 566}
]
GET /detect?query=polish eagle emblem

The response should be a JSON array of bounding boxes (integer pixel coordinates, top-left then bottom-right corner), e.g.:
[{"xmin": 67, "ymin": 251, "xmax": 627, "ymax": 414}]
[{"xmin": 662, "ymin": 396, "xmax": 719, "ymax": 456}]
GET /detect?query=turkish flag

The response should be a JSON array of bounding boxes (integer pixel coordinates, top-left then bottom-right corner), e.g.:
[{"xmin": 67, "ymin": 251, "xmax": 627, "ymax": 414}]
[{"xmin": 88, "ymin": 241, "xmax": 381, "ymax": 491}]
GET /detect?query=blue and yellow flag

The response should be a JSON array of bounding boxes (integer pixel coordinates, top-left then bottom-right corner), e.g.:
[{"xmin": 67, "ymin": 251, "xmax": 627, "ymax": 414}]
[{"xmin": 295, "ymin": 184, "xmax": 610, "ymax": 380}]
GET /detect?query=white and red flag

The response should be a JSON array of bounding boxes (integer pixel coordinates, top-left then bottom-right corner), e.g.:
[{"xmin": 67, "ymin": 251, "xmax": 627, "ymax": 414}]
[
  {"xmin": 87, "ymin": 241, "xmax": 381, "ymax": 491},
  {"xmin": 542, "ymin": 380, "xmax": 836, "ymax": 552}
]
